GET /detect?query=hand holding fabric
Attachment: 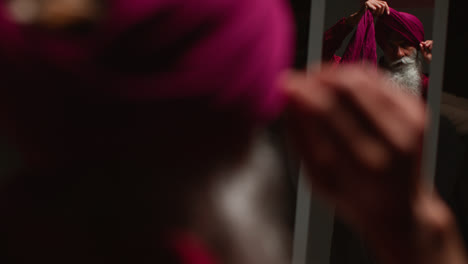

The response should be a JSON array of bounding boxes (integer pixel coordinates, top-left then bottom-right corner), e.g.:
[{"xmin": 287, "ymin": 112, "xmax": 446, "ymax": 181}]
[
  {"xmin": 420, "ymin": 40, "xmax": 433, "ymax": 63},
  {"xmin": 364, "ymin": 0, "xmax": 390, "ymax": 16},
  {"xmin": 352, "ymin": 0, "xmax": 389, "ymax": 26}
]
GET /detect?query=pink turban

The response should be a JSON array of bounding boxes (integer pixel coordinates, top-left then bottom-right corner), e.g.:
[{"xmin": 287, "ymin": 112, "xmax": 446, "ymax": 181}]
[
  {"xmin": 375, "ymin": 8, "xmax": 425, "ymax": 49},
  {"xmin": 340, "ymin": 8, "xmax": 424, "ymax": 65},
  {"xmin": 0, "ymin": 2, "xmax": 294, "ymax": 263},
  {"xmin": 341, "ymin": 10, "xmax": 378, "ymax": 64},
  {"xmin": 97, "ymin": 0, "xmax": 294, "ymax": 122},
  {"xmin": 0, "ymin": 0, "xmax": 294, "ymax": 166}
]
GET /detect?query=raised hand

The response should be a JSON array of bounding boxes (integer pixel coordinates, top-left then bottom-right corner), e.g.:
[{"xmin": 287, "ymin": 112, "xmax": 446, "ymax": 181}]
[
  {"xmin": 420, "ymin": 40, "xmax": 433, "ymax": 63},
  {"xmin": 282, "ymin": 64, "xmax": 426, "ymax": 230},
  {"xmin": 282, "ymin": 65, "xmax": 468, "ymax": 264},
  {"xmin": 365, "ymin": 0, "xmax": 390, "ymax": 16}
]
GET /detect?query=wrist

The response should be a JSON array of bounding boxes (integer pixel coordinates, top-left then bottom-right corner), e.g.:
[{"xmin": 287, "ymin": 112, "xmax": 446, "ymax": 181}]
[{"xmin": 365, "ymin": 187, "xmax": 465, "ymax": 264}]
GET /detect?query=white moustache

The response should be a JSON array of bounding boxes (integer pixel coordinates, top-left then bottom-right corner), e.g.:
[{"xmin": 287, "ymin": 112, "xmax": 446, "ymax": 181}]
[{"xmin": 390, "ymin": 53, "xmax": 418, "ymax": 68}]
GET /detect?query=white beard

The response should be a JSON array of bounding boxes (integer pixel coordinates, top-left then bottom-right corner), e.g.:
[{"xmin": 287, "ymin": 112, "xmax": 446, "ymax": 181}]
[
  {"xmin": 190, "ymin": 133, "xmax": 292, "ymax": 264},
  {"xmin": 386, "ymin": 51, "xmax": 423, "ymax": 97}
]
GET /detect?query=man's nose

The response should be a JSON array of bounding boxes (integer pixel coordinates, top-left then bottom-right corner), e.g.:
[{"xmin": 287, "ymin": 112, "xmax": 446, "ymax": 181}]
[{"xmin": 396, "ymin": 46, "xmax": 405, "ymax": 58}]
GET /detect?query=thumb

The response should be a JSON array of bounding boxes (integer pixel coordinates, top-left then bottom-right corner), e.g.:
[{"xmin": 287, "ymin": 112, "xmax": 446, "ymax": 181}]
[{"xmin": 420, "ymin": 43, "xmax": 427, "ymax": 53}]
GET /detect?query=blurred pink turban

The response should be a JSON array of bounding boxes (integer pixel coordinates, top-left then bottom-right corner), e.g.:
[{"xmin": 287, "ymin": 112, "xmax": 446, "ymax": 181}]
[{"xmin": 0, "ymin": 0, "xmax": 294, "ymax": 165}]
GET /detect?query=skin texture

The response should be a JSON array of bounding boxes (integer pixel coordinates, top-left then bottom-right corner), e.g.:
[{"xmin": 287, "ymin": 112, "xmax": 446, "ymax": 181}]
[
  {"xmin": 420, "ymin": 40, "xmax": 433, "ymax": 63},
  {"xmin": 347, "ymin": 0, "xmax": 389, "ymax": 26},
  {"xmin": 283, "ymin": 64, "xmax": 426, "ymax": 227},
  {"xmin": 281, "ymin": 64, "xmax": 468, "ymax": 264},
  {"xmin": 365, "ymin": 0, "xmax": 390, "ymax": 16}
]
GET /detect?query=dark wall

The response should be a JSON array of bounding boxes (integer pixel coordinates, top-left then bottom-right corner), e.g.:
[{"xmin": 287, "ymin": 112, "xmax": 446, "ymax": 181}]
[
  {"xmin": 443, "ymin": 0, "xmax": 467, "ymax": 99},
  {"xmin": 290, "ymin": 0, "xmax": 311, "ymax": 68}
]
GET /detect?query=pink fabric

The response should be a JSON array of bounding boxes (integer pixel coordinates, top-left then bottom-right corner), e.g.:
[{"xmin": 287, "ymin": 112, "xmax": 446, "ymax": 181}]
[
  {"xmin": 0, "ymin": 1, "xmax": 294, "ymax": 263},
  {"xmin": 322, "ymin": 18, "xmax": 354, "ymax": 62},
  {"xmin": 338, "ymin": 8, "xmax": 424, "ymax": 65},
  {"xmin": 171, "ymin": 233, "xmax": 218, "ymax": 264},
  {"xmin": 0, "ymin": 0, "xmax": 293, "ymax": 122},
  {"xmin": 376, "ymin": 7, "xmax": 425, "ymax": 49},
  {"xmin": 323, "ymin": 9, "xmax": 427, "ymax": 100},
  {"xmin": 0, "ymin": 0, "xmax": 294, "ymax": 166},
  {"xmin": 341, "ymin": 10, "xmax": 377, "ymax": 64}
]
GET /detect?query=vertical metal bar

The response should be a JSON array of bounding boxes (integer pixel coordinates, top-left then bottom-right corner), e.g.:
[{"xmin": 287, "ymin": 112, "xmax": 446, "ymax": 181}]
[
  {"xmin": 292, "ymin": 169, "xmax": 313, "ymax": 264},
  {"xmin": 306, "ymin": 0, "xmax": 326, "ymax": 68},
  {"xmin": 292, "ymin": 171, "xmax": 335, "ymax": 264},
  {"xmin": 421, "ymin": 0, "xmax": 450, "ymax": 187},
  {"xmin": 292, "ymin": 0, "xmax": 334, "ymax": 263}
]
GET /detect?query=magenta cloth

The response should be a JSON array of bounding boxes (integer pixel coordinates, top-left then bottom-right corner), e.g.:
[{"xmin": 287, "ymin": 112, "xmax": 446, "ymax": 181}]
[
  {"xmin": 330, "ymin": 8, "xmax": 424, "ymax": 65},
  {"xmin": 376, "ymin": 7, "xmax": 425, "ymax": 49},
  {"xmin": 0, "ymin": 0, "xmax": 293, "ymax": 121},
  {"xmin": 0, "ymin": 0, "xmax": 293, "ymax": 263},
  {"xmin": 322, "ymin": 9, "xmax": 428, "ymax": 99},
  {"xmin": 170, "ymin": 233, "xmax": 218, "ymax": 264},
  {"xmin": 0, "ymin": 0, "xmax": 294, "ymax": 166},
  {"xmin": 322, "ymin": 17, "xmax": 355, "ymax": 62},
  {"xmin": 341, "ymin": 10, "xmax": 377, "ymax": 64}
]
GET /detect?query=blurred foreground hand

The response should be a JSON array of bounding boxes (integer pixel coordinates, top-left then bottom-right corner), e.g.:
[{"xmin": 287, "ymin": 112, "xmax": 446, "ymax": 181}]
[
  {"xmin": 281, "ymin": 64, "xmax": 468, "ymax": 264},
  {"xmin": 284, "ymin": 64, "xmax": 426, "ymax": 227}
]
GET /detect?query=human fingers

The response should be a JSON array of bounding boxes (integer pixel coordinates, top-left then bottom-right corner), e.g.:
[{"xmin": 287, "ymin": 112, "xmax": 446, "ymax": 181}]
[
  {"xmin": 282, "ymin": 70, "xmax": 373, "ymax": 173},
  {"xmin": 372, "ymin": 1, "xmax": 384, "ymax": 16},
  {"xmin": 420, "ymin": 43, "xmax": 427, "ymax": 53},
  {"xmin": 420, "ymin": 41, "xmax": 428, "ymax": 49},
  {"xmin": 283, "ymin": 69, "xmax": 424, "ymax": 230},
  {"xmin": 317, "ymin": 65, "xmax": 426, "ymax": 157},
  {"xmin": 382, "ymin": 1, "xmax": 390, "ymax": 15},
  {"xmin": 422, "ymin": 40, "xmax": 433, "ymax": 49},
  {"xmin": 282, "ymin": 70, "xmax": 333, "ymax": 117},
  {"xmin": 306, "ymin": 82, "xmax": 393, "ymax": 175},
  {"xmin": 283, "ymin": 65, "xmax": 426, "ymax": 175},
  {"xmin": 374, "ymin": 1, "xmax": 388, "ymax": 15},
  {"xmin": 376, "ymin": 2, "xmax": 385, "ymax": 16},
  {"xmin": 365, "ymin": 1, "xmax": 377, "ymax": 14},
  {"xmin": 426, "ymin": 40, "xmax": 433, "ymax": 51},
  {"xmin": 317, "ymin": 66, "xmax": 427, "ymax": 226},
  {"xmin": 315, "ymin": 66, "xmax": 423, "ymax": 179},
  {"xmin": 285, "ymin": 72, "xmax": 411, "ymax": 232},
  {"xmin": 282, "ymin": 71, "xmax": 344, "ymax": 195},
  {"xmin": 420, "ymin": 43, "xmax": 432, "ymax": 63},
  {"xmin": 283, "ymin": 72, "xmax": 383, "ymax": 206}
]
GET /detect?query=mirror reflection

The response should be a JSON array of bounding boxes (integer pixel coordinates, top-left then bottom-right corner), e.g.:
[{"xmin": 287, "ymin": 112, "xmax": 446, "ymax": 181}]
[
  {"xmin": 319, "ymin": 1, "xmax": 436, "ymax": 264},
  {"xmin": 322, "ymin": 0, "xmax": 433, "ymax": 98}
]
